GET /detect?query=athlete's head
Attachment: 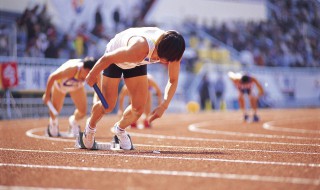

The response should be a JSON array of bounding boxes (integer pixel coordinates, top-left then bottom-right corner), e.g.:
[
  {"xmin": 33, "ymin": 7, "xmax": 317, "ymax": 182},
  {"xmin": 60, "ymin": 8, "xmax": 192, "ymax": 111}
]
[
  {"xmin": 157, "ymin": 30, "xmax": 185, "ymax": 62},
  {"xmin": 83, "ymin": 57, "xmax": 97, "ymax": 70},
  {"xmin": 241, "ymin": 75, "xmax": 251, "ymax": 84}
]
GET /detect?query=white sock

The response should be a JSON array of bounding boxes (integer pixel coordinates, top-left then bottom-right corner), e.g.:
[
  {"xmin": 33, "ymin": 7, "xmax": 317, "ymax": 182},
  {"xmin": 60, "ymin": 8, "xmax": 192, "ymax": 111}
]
[
  {"xmin": 69, "ymin": 115, "xmax": 78, "ymax": 126},
  {"xmin": 85, "ymin": 119, "xmax": 96, "ymax": 134},
  {"xmin": 50, "ymin": 118, "xmax": 58, "ymax": 127},
  {"xmin": 115, "ymin": 123, "xmax": 125, "ymax": 133}
]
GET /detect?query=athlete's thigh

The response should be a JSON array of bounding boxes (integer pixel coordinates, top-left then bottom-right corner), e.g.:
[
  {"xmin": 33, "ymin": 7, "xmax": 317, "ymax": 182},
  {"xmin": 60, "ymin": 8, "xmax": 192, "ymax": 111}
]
[
  {"xmin": 69, "ymin": 87, "xmax": 87, "ymax": 113},
  {"xmin": 124, "ymin": 75, "xmax": 148, "ymax": 107},
  {"xmin": 51, "ymin": 85, "xmax": 66, "ymax": 112},
  {"xmin": 101, "ymin": 76, "xmax": 121, "ymax": 109}
]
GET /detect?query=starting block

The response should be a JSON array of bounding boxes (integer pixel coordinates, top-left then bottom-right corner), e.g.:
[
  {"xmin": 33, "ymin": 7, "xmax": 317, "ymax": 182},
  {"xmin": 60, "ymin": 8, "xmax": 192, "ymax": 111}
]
[{"xmin": 75, "ymin": 132, "xmax": 126, "ymax": 151}]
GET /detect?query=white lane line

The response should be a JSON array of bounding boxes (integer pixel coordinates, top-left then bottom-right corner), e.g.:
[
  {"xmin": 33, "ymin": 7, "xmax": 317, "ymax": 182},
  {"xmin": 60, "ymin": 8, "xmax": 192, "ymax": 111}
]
[
  {"xmin": 0, "ymin": 185, "xmax": 76, "ymax": 190},
  {"xmin": 188, "ymin": 122, "xmax": 320, "ymax": 141},
  {"xmin": 263, "ymin": 121, "xmax": 320, "ymax": 134},
  {"xmin": 26, "ymin": 128, "xmax": 75, "ymax": 142},
  {"xmin": 1, "ymin": 163, "xmax": 319, "ymax": 186},
  {"xmin": 135, "ymin": 144, "xmax": 320, "ymax": 155},
  {"xmin": 130, "ymin": 132, "xmax": 320, "ymax": 147},
  {"xmin": 1, "ymin": 148, "xmax": 320, "ymax": 168},
  {"xmin": 26, "ymin": 128, "xmax": 320, "ymax": 154}
]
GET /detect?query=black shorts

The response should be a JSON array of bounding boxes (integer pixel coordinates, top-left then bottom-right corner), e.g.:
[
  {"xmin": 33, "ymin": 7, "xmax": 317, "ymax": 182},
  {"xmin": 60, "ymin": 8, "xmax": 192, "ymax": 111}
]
[
  {"xmin": 240, "ymin": 88, "xmax": 251, "ymax": 95},
  {"xmin": 103, "ymin": 64, "xmax": 147, "ymax": 78}
]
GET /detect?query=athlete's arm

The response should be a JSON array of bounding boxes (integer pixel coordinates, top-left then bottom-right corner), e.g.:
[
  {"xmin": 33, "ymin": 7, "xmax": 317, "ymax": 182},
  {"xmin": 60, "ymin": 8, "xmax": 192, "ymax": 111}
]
[
  {"xmin": 148, "ymin": 78, "xmax": 162, "ymax": 106},
  {"xmin": 252, "ymin": 77, "xmax": 264, "ymax": 97},
  {"xmin": 149, "ymin": 60, "xmax": 180, "ymax": 123},
  {"xmin": 42, "ymin": 66, "xmax": 77, "ymax": 103},
  {"xmin": 86, "ymin": 37, "xmax": 149, "ymax": 87}
]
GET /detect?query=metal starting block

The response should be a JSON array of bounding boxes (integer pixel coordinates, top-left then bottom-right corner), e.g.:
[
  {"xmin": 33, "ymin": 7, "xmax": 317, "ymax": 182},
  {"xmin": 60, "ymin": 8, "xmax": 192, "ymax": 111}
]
[{"xmin": 75, "ymin": 132, "xmax": 125, "ymax": 151}]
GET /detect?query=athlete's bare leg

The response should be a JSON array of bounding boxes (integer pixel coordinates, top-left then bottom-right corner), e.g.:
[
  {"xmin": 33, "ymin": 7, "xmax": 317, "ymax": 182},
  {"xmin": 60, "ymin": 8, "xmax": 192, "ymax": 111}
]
[
  {"xmin": 51, "ymin": 85, "xmax": 66, "ymax": 120},
  {"xmin": 89, "ymin": 76, "xmax": 121, "ymax": 128},
  {"xmin": 238, "ymin": 94, "xmax": 246, "ymax": 115},
  {"xmin": 249, "ymin": 95, "xmax": 258, "ymax": 115},
  {"xmin": 144, "ymin": 91, "xmax": 152, "ymax": 116},
  {"xmin": 117, "ymin": 75, "xmax": 148, "ymax": 129},
  {"xmin": 70, "ymin": 87, "xmax": 87, "ymax": 121}
]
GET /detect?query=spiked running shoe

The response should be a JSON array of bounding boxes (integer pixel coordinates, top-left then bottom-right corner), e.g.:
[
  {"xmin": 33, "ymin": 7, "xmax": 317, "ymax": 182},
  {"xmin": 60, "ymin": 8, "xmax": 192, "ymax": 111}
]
[
  {"xmin": 69, "ymin": 116, "xmax": 80, "ymax": 137},
  {"xmin": 114, "ymin": 125, "xmax": 134, "ymax": 150},
  {"xmin": 47, "ymin": 124, "xmax": 59, "ymax": 137},
  {"xmin": 253, "ymin": 114, "xmax": 260, "ymax": 122},
  {"xmin": 82, "ymin": 129, "xmax": 95, "ymax": 149},
  {"xmin": 244, "ymin": 114, "xmax": 249, "ymax": 122}
]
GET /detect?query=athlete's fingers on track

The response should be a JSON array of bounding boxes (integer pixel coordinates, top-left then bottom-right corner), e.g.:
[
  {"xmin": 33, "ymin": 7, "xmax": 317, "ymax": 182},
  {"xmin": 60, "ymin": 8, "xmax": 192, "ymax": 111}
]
[{"xmin": 148, "ymin": 113, "xmax": 159, "ymax": 123}]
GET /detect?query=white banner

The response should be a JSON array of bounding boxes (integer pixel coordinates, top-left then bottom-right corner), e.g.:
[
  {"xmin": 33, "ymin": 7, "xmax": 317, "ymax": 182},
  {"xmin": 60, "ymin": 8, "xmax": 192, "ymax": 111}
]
[{"xmin": 48, "ymin": 0, "xmax": 100, "ymax": 33}]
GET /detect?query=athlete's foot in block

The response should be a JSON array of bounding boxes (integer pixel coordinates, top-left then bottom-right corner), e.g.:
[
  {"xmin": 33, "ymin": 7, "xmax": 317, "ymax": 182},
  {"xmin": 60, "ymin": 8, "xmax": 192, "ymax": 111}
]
[
  {"xmin": 114, "ymin": 126, "xmax": 133, "ymax": 150},
  {"xmin": 243, "ymin": 114, "xmax": 249, "ymax": 123},
  {"xmin": 83, "ymin": 131, "xmax": 95, "ymax": 149},
  {"xmin": 69, "ymin": 125, "xmax": 80, "ymax": 137},
  {"xmin": 48, "ymin": 124, "xmax": 59, "ymax": 137}
]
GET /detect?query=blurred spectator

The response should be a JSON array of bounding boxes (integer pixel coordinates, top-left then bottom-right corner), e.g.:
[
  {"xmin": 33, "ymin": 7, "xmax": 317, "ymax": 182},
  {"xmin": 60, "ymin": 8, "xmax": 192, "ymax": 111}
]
[
  {"xmin": 0, "ymin": 34, "xmax": 9, "ymax": 56},
  {"xmin": 45, "ymin": 38, "xmax": 59, "ymax": 58},
  {"xmin": 214, "ymin": 74, "xmax": 225, "ymax": 110},
  {"xmin": 58, "ymin": 34, "xmax": 76, "ymax": 59},
  {"xmin": 198, "ymin": 73, "xmax": 214, "ymax": 110},
  {"xmin": 44, "ymin": 27, "xmax": 59, "ymax": 58},
  {"xmin": 0, "ymin": 24, "xmax": 9, "ymax": 56},
  {"xmin": 91, "ymin": 6, "xmax": 105, "ymax": 38},
  {"xmin": 74, "ymin": 23, "xmax": 89, "ymax": 58},
  {"xmin": 113, "ymin": 7, "xmax": 121, "ymax": 33}
]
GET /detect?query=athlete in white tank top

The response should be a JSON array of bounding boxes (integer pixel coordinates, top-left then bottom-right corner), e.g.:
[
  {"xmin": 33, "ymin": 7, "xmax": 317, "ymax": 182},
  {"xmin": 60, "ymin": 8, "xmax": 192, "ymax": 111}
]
[
  {"xmin": 106, "ymin": 27, "xmax": 166, "ymax": 69},
  {"xmin": 42, "ymin": 57, "xmax": 98, "ymax": 137},
  {"xmin": 228, "ymin": 72, "xmax": 264, "ymax": 122},
  {"xmin": 83, "ymin": 27, "xmax": 185, "ymax": 150},
  {"xmin": 54, "ymin": 59, "xmax": 84, "ymax": 93}
]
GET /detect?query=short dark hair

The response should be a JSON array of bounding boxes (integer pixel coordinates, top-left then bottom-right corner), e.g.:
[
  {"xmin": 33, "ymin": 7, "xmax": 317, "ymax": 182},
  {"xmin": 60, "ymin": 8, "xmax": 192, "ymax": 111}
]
[
  {"xmin": 157, "ymin": 30, "xmax": 185, "ymax": 62},
  {"xmin": 83, "ymin": 57, "xmax": 97, "ymax": 70},
  {"xmin": 241, "ymin": 75, "xmax": 251, "ymax": 84}
]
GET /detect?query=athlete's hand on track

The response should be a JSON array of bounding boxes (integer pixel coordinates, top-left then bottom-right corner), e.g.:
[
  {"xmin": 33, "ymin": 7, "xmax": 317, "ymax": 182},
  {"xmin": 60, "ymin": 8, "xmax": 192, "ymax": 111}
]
[
  {"xmin": 85, "ymin": 72, "xmax": 97, "ymax": 87},
  {"xmin": 148, "ymin": 105, "xmax": 166, "ymax": 123}
]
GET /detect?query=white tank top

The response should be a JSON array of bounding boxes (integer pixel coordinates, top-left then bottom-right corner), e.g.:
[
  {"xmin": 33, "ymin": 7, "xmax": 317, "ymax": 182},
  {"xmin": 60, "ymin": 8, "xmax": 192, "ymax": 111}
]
[
  {"xmin": 54, "ymin": 59, "xmax": 84, "ymax": 93},
  {"xmin": 106, "ymin": 27, "xmax": 165, "ymax": 69}
]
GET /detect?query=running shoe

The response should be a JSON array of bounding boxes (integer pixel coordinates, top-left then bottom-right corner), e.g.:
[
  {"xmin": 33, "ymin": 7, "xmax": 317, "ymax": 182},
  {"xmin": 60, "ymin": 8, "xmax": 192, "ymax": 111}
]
[
  {"xmin": 47, "ymin": 124, "xmax": 59, "ymax": 137},
  {"xmin": 244, "ymin": 114, "xmax": 249, "ymax": 122},
  {"xmin": 113, "ymin": 125, "xmax": 134, "ymax": 150},
  {"xmin": 68, "ymin": 116, "xmax": 80, "ymax": 137},
  {"xmin": 253, "ymin": 114, "xmax": 260, "ymax": 122},
  {"xmin": 82, "ymin": 130, "xmax": 95, "ymax": 149},
  {"xmin": 82, "ymin": 120, "xmax": 95, "ymax": 149}
]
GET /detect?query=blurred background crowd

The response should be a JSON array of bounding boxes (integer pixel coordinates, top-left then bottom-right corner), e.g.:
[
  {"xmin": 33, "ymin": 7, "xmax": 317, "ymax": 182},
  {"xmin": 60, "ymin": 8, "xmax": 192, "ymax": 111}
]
[{"xmin": 1, "ymin": 0, "xmax": 319, "ymax": 68}]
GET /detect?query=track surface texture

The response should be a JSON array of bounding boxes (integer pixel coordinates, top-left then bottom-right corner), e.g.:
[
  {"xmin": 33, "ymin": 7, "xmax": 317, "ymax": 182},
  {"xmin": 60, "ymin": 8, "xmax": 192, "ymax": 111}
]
[{"xmin": 0, "ymin": 109, "xmax": 319, "ymax": 190}]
